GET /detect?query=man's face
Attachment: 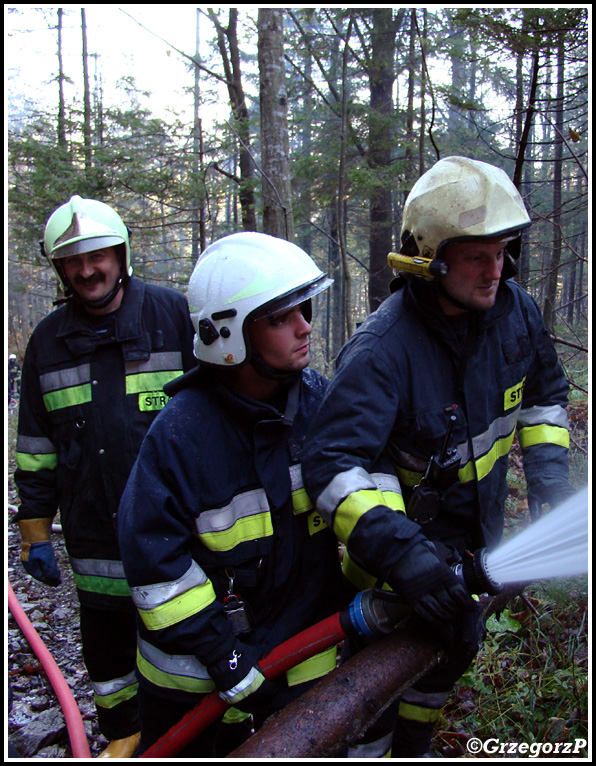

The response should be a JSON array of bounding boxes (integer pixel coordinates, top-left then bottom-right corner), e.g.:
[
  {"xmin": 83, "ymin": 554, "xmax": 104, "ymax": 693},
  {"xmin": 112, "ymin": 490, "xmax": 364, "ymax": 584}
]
[
  {"xmin": 248, "ymin": 304, "xmax": 312, "ymax": 373},
  {"xmin": 438, "ymin": 238, "xmax": 506, "ymax": 314},
  {"xmin": 60, "ymin": 246, "xmax": 122, "ymax": 311}
]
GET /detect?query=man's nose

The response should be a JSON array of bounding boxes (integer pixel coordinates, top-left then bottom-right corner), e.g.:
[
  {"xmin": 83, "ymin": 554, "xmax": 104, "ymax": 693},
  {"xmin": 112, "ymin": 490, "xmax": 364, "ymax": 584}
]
[{"xmin": 78, "ymin": 256, "xmax": 96, "ymax": 277}]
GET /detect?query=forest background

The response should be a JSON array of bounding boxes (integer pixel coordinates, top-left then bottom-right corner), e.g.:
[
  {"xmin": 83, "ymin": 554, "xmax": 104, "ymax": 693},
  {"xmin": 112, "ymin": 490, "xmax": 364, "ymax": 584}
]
[
  {"xmin": 6, "ymin": 6, "xmax": 589, "ymax": 378},
  {"xmin": 5, "ymin": 6, "xmax": 590, "ymax": 755}
]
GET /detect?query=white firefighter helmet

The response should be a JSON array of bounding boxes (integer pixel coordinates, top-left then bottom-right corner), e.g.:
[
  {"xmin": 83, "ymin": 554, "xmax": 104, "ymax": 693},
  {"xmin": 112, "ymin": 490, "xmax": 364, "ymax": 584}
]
[
  {"xmin": 399, "ymin": 156, "xmax": 531, "ymax": 265},
  {"xmin": 43, "ymin": 195, "xmax": 132, "ymax": 295},
  {"xmin": 188, "ymin": 232, "xmax": 332, "ymax": 367}
]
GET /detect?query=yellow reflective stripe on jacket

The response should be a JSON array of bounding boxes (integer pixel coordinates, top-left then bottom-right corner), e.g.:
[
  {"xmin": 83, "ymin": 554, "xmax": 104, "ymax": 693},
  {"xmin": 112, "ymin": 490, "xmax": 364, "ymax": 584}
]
[
  {"xmin": 342, "ymin": 550, "xmax": 380, "ymax": 592},
  {"xmin": 286, "ymin": 645, "xmax": 337, "ymax": 687},
  {"xmin": 334, "ymin": 488, "xmax": 388, "ymax": 541},
  {"xmin": 39, "ymin": 363, "xmax": 92, "ymax": 412},
  {"xmin": 289, "ymin": 463, "xmax": 314, "ymax": 515},
  {"xmin": 518, "ymin": 423, "xmax": 569, "ymax": 449},
  {"xmin": 125, "ymin": 370, "xmax": 181, "ymax": 395},
  {"xmin": 195, "ymin": 489, "xmax": 273, "ymax": 552},
  {"xmin": 16, "ymin": 451, "xmax": 58, "ymax": 472},
  {"xmin": 43, "ymin": 382, "xmax": 92, "ymax": 412},
  {"xmin": 459, "ymin": 427, "xmax": 516, "ymax": 483},
  {"xmin": 15, "ymin": 435, "xmax": 58, "ymax": 472},
  {"xmin": 136, "ymin": 638, "xmax": 215, "ymax": 694},
  {"xmin": 133, "ymin": 562, "xmax": 218, "ymax": 631}
]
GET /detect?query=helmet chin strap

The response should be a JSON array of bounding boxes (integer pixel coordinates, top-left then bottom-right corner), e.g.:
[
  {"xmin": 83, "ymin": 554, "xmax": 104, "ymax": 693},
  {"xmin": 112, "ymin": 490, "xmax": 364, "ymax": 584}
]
[
  {"xmin": 249, "ymin": 352, "xmax": 301, "ymax": 386},
  {"xmin": 436, "ymin": 280, "xmax": 472, "ymax": 313},
  {"xmin": 56, "ymin": 266, "xmax": 126, "ymax": 310}
]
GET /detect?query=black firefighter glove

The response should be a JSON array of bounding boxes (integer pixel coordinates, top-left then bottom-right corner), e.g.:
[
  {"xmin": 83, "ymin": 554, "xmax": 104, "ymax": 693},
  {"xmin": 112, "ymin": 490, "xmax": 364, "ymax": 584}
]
[
  {"xmin": 207, "ymin": 643, "xmax": 285, "ymax": 718},
  {"xmin": 389, "ymin": 536, "xmax": 476, "ymax": 625}
]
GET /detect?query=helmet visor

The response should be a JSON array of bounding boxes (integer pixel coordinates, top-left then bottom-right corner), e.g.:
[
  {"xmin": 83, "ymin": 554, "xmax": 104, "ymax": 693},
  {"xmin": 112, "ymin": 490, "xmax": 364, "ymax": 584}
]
[{"xmin": 249, "ymin": 274, "xmax": 333, "ymax": 322}]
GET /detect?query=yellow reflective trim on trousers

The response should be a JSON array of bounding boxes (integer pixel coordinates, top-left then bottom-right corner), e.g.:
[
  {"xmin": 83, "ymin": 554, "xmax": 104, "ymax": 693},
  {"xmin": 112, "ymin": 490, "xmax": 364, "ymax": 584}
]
[
  {"xmin": 518, "ymin": 423, "xmax": 570, "ymax": 449},
  {"xmin": 43, "ymin": 383, "xmax": 92, "ymax": 412},
  {"xmin": 334, "ymin": 489, "xmax": 387, "ymax": 541},
  {"xmin": 16, "ymin": 451, "xmax": 58, "ymax": 472},
  {"xmin": 198, "ymin": 511, "xmax": 273, "ymax": 552},
  {"xmin": 72, "ymin": 572, "xmax": 131, "ymax": 597},
  {"xmin": 136, "ymin": 649, "xmax": 215, "ymax": 694},
  {"xmin": 125, "ymin": 370, "xmax": 182, "ymax": 395},
  {"xmin": 399, "ymin": 701, "xmax": 442, "ymax": 723},
  {"xmin": 94, "ymin": 681, "xmax": 139, "ymax": 710},
  {"xmin": 458, "ymin": 428, "xmax": 516, "ymax": 484},
  {"xmin": 138, "ymin": 580, "xmax": 217, "ymax": 630},
  {"xmin": 286, "ymin": 645, "xmax": 337, "ymax": 687}
]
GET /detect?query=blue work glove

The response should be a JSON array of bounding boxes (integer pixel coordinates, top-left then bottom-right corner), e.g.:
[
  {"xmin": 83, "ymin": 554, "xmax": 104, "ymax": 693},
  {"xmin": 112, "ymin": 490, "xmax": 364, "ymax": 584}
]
[
  {"xmin": 389, "ymin": 537, "xmax": 475, "ymax": 625},
  {"xmin": 22, "ymin": 542, "xmax": 61, "ymax": 586}
]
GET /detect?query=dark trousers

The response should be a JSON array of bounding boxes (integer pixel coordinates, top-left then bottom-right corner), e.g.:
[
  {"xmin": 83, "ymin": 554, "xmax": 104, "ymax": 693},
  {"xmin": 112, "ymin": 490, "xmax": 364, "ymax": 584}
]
[{"xmin": 79, "ymin": 603, "xmax": 140, "ymax": 740}]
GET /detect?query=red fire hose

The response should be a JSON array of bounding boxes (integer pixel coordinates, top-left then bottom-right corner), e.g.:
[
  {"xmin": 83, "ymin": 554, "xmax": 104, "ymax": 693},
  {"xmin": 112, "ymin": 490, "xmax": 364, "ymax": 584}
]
[
  {"xmin": 7, "ymin": 578, "xmax": 92, "ymax": 758},
  {"xmin": 141, "ymin": 611, "xmax": 347, "ymax": 758}
]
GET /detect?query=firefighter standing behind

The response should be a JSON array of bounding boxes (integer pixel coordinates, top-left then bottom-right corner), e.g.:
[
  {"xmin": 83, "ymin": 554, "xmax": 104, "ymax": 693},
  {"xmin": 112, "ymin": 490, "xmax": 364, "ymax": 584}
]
[
  {"xmin": 301, "ymin": 157, "xmax": 575, "ymax": 757},
  {"xmin": 13, "ymin": 196, "xmax": 196, "ymax": 757},
  {"xmin": 117, "ymin": 233, "xmax": 347, "ymax": 757}
]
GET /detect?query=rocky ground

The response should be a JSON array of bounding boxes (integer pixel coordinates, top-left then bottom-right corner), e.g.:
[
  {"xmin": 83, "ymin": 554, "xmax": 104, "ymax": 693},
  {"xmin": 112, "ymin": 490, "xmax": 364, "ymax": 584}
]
[
  {"xmin": 7, "ymin": 511, "xmax": 109, "ymax": 759},
  {"xmin": 7, "ymin": 404, "xmax": 108, "ymax": 759}
]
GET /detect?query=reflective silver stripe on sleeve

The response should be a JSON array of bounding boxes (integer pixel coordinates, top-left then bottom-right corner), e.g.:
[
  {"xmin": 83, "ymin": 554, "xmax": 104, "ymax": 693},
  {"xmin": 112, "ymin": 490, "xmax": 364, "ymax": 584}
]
[
  {"xmin": 15, "ymin": 435, "xmax": 57, "ymax": 454},
  {"xmin": 195, "ymin": 489, "xmax": 270, "ymax": 536},
  {"xmin": 517, "ymin": 403, "xmax": 569, "ymax": 429},
  {"xmin": 137, "ymin": 636, "xmax": 212, "ymax": 682},
  {"xmin": 289, "ymin": 463, "xmax": 304, "ymax": 492},
  {"xmin": 370, "ymin": 472, "xmax": 402, "ymax": 496},
  {"xmin": 316, "ymin": 466, "xmax": 378, "ymax": 519},
  {"xmin": 218, "ymin": 666, "xmax": 263, "ymax": 703},
  {"xmin": 130, "ymin": 561, "xmax": 210, "ymax": 610}
]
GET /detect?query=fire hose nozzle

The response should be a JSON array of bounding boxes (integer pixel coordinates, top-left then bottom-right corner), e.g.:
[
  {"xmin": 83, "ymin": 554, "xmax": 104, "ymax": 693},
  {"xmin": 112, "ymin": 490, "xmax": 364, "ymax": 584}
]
[{"xmin": 454, "ymin": 548, "xmax": 504, "ymax": 596}]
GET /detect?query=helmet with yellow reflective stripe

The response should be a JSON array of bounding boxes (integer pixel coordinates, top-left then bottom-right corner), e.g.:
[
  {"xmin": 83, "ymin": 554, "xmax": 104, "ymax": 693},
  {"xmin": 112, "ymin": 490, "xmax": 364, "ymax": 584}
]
[
  {"xmin": 43, "ymin": 195, "xmax": 132, "ymax": 295},
  {"xmin": 188, "ymin": 232, "xmax": 332, "ymax": 367},
  {"xmin": 391, "ymin": 157, "xmax": 531, "ymax": 280}
]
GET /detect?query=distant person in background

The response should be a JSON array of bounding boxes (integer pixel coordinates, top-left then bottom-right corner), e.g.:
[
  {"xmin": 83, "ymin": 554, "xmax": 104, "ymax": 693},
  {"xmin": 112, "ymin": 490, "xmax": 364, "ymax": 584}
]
[
  {"xmin": 8, "ymin": 353, "xmax": 21, "ymax": 403},
  {"xmin": 302, "ymin": 157, "xmax": 574, "ymax": 757},
  {"xmin": 13, "ymin": 195, "xmax": 195, "ymax": 758}
]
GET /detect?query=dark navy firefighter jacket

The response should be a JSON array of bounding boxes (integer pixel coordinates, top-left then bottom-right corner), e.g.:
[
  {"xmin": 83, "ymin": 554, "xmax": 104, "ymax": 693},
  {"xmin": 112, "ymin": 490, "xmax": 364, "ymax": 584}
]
[
  {"xmin": 14, "ymin": 277, "xmax": 196, "ymax": 609},
  {"xmin": 117, "ymin": 367, "xmax": 347, "ymax": 707},
  {"xmin": 301, "ymin": 278, "xmax": 573, "ymax": 593}
]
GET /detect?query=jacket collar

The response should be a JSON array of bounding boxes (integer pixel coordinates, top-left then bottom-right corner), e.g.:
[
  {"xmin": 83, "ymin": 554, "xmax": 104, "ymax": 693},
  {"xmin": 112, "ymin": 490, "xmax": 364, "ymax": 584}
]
[{"xmin": 55, "ymin": 277, "xmax": 151, "ymax": 359}]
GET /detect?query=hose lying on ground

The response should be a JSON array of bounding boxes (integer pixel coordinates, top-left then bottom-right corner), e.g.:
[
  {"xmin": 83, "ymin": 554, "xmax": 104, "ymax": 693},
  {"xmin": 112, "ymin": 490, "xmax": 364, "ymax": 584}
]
[{"xmin": 7, "ymin": 578, "xmax": 92, "ymax": 759}]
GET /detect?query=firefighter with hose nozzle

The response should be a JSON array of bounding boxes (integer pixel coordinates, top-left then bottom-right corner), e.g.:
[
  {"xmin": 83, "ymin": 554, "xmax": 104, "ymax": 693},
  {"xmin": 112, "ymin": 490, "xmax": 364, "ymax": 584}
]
[{"xmin": 302, "ymin": 157, "xmax": 575, "ymax": 757}]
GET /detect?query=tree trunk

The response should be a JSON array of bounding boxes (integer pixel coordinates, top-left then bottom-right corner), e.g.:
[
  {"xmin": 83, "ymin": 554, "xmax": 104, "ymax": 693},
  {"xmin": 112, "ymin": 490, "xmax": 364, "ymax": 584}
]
[
  {"xmin": 367, "ymin": 8, "xmax": 396, "ymax": 313},
  {"xmin": 81, "ymin": 9, "xmax": 92, "ymax": 176},
  {"xmin": 57, "ymin": 8, "xmax": 67, "ymax": 150},
  {"xmin": 258, "ymin": 8, "xmax": 294, "ymax": 240},
  {"xmin": 543, "ymin": 34, "xmax": 565, "ymax": 330},
  {"xmin": 209, "ymin": 9, "xmax": 257, "ymax": 232}
]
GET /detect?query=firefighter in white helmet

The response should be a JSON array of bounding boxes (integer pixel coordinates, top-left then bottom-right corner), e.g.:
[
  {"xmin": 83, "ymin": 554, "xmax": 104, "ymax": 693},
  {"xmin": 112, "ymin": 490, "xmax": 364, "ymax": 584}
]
[
  {"xmin": 13, "ymin": 195, "xmax": 196, "ymax": 757},
  {"xmin": 302, "ymin": 157, "xmax": 574, "ymax": 757},
  {"xmin": 117, "ymin": 232, "xmax": 350, "ymax": 757}
]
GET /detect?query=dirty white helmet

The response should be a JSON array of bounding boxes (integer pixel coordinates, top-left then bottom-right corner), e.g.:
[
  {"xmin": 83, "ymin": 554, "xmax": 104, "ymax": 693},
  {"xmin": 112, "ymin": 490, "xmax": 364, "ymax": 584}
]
[
  {"xmin": 43, "ymin": 195, "xmax": 132, "ymax": 296},
  {"xmin": 188, "ymin": 232, "xmax": 332, "ymax": 367},
  {"xmin": 396, "ymin": 156, "xmax": 531, "ymax": 275}
]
